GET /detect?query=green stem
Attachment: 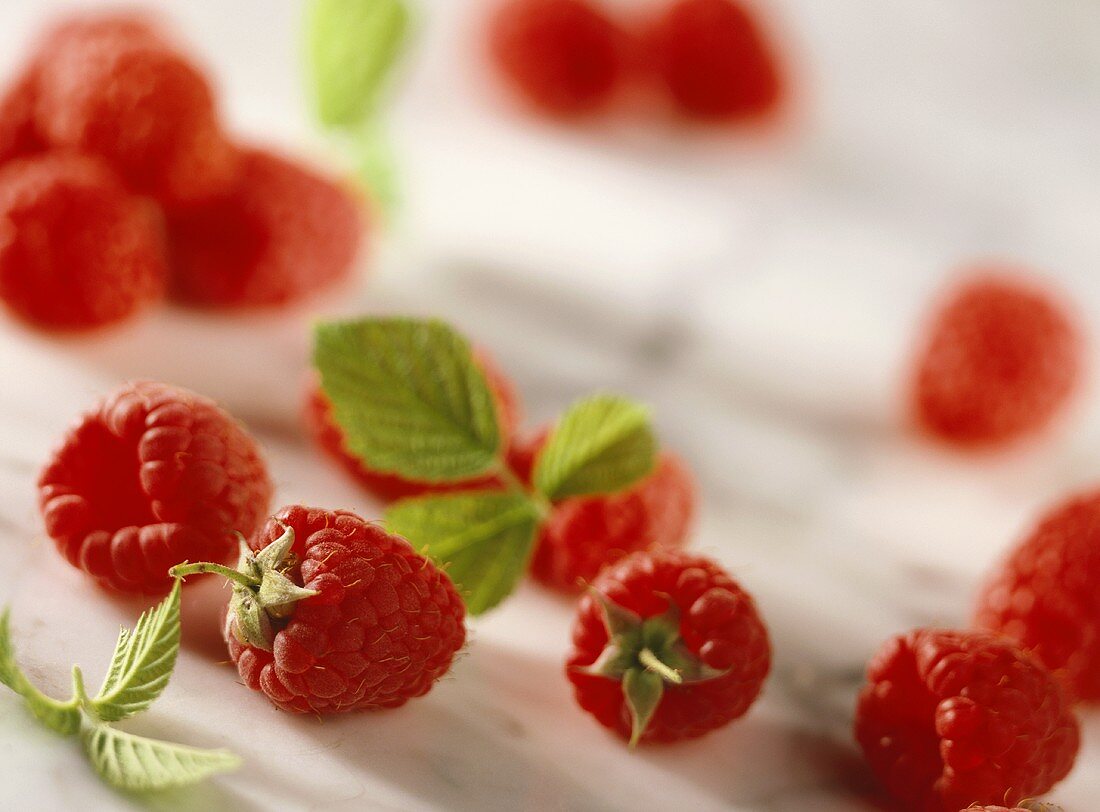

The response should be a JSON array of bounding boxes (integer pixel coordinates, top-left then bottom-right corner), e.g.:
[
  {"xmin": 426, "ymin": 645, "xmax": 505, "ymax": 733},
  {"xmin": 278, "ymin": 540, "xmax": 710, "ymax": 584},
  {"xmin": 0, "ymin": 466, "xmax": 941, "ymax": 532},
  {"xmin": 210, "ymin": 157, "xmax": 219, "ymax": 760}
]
[
  {"xmin": 638, "ymin": 648, "xmax": 683, "ymax": 685},
  {"xmin": 493, "ymin": 459, "xmax": 552, "ymax": 521},
  {"xmin": 170, "ymin": 562, "xmax": 255, "ymax": 590}
]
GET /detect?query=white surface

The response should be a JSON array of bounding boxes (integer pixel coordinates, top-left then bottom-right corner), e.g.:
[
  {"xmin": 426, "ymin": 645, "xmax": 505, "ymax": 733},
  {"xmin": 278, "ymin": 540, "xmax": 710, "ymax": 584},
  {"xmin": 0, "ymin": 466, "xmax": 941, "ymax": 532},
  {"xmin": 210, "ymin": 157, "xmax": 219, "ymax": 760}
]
[{"xmin": 2, "ymin": 1, "xmax": 1100, "ymax": 810}]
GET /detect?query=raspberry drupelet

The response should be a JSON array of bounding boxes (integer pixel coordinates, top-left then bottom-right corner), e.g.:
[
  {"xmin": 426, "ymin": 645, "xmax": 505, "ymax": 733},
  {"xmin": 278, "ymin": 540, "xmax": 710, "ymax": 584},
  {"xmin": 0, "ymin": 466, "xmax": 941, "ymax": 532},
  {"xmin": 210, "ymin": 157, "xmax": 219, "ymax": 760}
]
[
  {"xmin": 567, "ymin": 550, "xmax": 770, "ymax": 745},
  {"xmin": 0, "ymin": 152, "xmax": 168, "ymax": 331},
  {"xmin": 39, "ymin": 381, "xmax": 272, "ymax": 594},
  {"xmin": 855, "ymin": 629, "xmax": 1079, "ymax": 811},
  {"xmin": 173, "ymin": 506, "xmax": 467, "ymax": 715}
]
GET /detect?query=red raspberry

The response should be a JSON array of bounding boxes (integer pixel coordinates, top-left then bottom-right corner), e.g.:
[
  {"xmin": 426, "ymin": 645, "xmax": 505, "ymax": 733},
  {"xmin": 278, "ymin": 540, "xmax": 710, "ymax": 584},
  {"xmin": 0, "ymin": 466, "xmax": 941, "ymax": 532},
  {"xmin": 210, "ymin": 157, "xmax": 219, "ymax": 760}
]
[
  {"xmin": 854, "ymin": 629, "xmax": 1079, "ymax": 812},
  {"xmin": 167, "ymin": 148, "xmax": 362, "ymax": 309},
  {"xmin": 0, "ymin": 75, "xmax": 45, "ymax": 165},
  {"xmin": 567, "ymin": 550, "xmax": 770, "ymax": 744},
  {"xmin": 0, "ymin": 152, "xmax": 167, "ymax": 330},
  {"xmin": 38, "ymin": 381, "xmax": 273, "ymax": 595},
  {"xmin": 911, "ymin": 273, "xmax": 1081, "ymax": 447},
  {"xmin": 32, "ymin": 12, "xmax": 239, "ymax": 207},
  {"xmin": 641, "ymin": 0, "xmax": 784, "ymax": 121},
  {"xmin": 490, "ymin": 0, "xmax": 628, "ymax": 115},
  {"xmin": 176, "ymin": 505, "xmax": 466, "ymax": 714},
  {"xmin": 305, "ymin": 349, "xmax": 523, "ymax": 501},
  {"xmin": 974, "ymin": 490, "xmax": 1100, "ymax": 703},
  {"xmin": 509, "ymin": 429, "xmax": 696, "ymax": 592}
]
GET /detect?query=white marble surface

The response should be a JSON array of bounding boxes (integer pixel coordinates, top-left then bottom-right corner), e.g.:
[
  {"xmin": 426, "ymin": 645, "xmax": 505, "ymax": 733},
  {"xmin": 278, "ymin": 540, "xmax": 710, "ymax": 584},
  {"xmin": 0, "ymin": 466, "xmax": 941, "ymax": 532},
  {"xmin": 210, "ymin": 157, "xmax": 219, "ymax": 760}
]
[{"xmin": 2, "ymin": 0, "xmax": 1100, "ymax": 809}]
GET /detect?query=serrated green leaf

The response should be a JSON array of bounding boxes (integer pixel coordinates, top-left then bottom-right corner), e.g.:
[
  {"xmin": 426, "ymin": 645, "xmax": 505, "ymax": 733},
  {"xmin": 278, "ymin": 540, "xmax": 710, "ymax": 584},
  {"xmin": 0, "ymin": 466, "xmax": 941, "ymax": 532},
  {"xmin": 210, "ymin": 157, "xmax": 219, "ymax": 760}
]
[
  {"xmin": 91, "ymin": 581, "xmax": 180, "ymax": 722},
  {"xmin": 315, "ymin": 317, "xmax": 502, "ymax": 482},
  {"xmin": 306, "ymin": 0, "xmax": 411, "ymax": 130},
  {"xmin": 533, "ymin": 395, "xmax": 657, "ymax": 500},
  {"xmin": 387, "ymin": 492, "xmax": 541, "ymax": 615},
  {"xmin": 0, "ymin": 609, "xmax": 81, "ymax": 735},
  {"xmin": 80, "ymin": 715, "xmax": 241, "ymax": 792}
]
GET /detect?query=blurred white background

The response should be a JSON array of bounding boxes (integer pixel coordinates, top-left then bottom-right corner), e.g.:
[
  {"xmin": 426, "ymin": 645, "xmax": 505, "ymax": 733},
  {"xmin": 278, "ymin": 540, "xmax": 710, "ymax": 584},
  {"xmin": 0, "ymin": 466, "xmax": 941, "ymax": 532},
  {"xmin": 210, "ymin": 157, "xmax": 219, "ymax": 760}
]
[{"xmin": 1, "ymin": 1, "xmax": 1100, "ymax": 809}]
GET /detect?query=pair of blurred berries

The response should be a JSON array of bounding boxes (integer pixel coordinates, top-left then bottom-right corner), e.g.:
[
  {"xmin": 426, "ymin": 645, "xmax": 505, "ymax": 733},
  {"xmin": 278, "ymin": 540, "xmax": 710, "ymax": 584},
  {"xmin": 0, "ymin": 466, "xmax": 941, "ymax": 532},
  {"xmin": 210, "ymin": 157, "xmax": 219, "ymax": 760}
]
[{"xmin": 490, "ymin": 0, "xmax": 786, "ymax": 121}]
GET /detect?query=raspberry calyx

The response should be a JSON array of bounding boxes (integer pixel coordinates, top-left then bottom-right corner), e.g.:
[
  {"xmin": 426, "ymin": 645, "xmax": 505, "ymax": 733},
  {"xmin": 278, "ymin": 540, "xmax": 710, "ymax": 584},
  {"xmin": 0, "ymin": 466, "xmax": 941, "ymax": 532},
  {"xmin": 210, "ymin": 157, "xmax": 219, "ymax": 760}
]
[
  {"xmin": 170, "ymin": 523, "xmax": 317, "ymax": 651},
  {"xmin": 577, "ymin": 590, "xmax": 725, "ymax": 746}
]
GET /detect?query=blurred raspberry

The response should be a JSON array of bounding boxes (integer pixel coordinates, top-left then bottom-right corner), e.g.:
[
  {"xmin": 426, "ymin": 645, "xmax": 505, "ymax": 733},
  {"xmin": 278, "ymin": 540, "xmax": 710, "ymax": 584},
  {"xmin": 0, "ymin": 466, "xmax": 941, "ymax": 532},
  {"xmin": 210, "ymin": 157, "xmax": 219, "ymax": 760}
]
[
  {"xmin": 0, "ymin": 152, "xmax": 167, "ymax": 330},
  {"xmin": 32, "ymin": 11, "xmax": 239, "ymax": 207},
  {"xmin": 912, "ymin": 273, "xmax": 1081, "ymax": 447},
  {"xmin": 167, "ymin": 148, "xmax": 362, "ymax": 309},
  {"xmin": 490, "ymin": 0, "xmax": 628, "ymax": 115},
  {"xmin": 642, "ymin": 0, "xmax": 783, "ymax": 121},
  {"xmin": 974, "ymin": 489, "xmax": 1100, "ymax": 702}
]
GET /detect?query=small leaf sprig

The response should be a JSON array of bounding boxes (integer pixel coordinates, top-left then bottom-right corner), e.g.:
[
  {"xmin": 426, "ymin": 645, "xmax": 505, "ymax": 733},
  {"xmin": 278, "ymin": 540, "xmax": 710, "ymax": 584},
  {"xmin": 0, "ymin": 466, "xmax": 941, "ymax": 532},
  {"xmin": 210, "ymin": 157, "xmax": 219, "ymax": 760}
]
[
  {"xmin": 0, "ymin": 582, "xmax": 240, "ymax": 792},
  {"xmin": 305, "ymin": 0, "xmax": 412, "ymax": 215},
  {"xmin": 313, "ymin": 316, "xmax": 658, "ymax": 614}
]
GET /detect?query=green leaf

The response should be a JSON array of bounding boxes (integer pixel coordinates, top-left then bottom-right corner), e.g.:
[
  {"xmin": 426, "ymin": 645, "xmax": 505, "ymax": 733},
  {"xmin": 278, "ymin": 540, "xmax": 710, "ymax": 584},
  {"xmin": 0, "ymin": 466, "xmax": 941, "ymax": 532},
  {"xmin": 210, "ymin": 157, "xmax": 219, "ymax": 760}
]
[
  {"xmin": 623, "ymin": 668, "xmax": 664, "ymax": 748},
  {"xmin": 80, "ymin": 715, "xmax": 241, "ymax": 792},
  {"xmin": 386, "ymin": 492, "xmax": 541, "ymax": 615},
  {"xmin": 306, "ymin": 0, "xmax": 411, "ymax": 130},
  {"xmin": 91, "ymin": 582, "xmax": 181, "ymax": 722},
  {"xmin": 314, "ymin": 317, "xmax": 502, "ymax": 482},
  {"xmin": 0, "ymin": 608, "xmax": 81, "ymax": 735},
  {"xmin": 533, "ymin": 395, "xmax": 657, "ymax": 501}
]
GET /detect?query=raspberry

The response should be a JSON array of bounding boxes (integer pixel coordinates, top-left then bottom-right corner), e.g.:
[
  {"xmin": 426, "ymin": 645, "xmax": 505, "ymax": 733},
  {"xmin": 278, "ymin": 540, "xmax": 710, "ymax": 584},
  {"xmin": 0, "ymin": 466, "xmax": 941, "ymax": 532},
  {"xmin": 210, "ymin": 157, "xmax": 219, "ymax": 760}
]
[
  {"xmin": 514, "ymin": 430, "xmax": 696, "ymax": 591},
  {"xmin": 176, "ymin": 505, "xmax": 466, "ymax": 714},
  {"xmin": 38, "ymin": 381, "xmax": 273, "ymax": 594},
  {"xmin": 0, "ymin": 75, "xmax": 45, "ymax": 165},
  {"xmin": 490, "ymin": 0, "xmax": 627, "ymax": 115},
  {"xmin": 911, "ymin": 273, "xmax": 1081, "ymax": 447},
  {"xmin": 32, "ymin": 12, "xmax": 239, "ymax": 207},
  {"xmin": 0, "ymin": 152, "xmax": 167, "ymax": 330},
  {"xmin": 854, "ymin": 629, "xmax": 1079, "ymax": 811},
  {"xmin": 167, "ymin": 148, "xmax": 362, "ymax": 309},
  {"xmin": 567, "ymin": 550, "xmax": 770, "ymax": 744},
  {"xmin": 642, "ymin": 0, "xmax": 784, "ymax": 121},
  {"xmin": 974, "ymin": 490, "xmax": 1100, "ymax": 702},
  {"xmin": 306, "ymin": 349, "xmax": 523, "ymax": 501}
]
